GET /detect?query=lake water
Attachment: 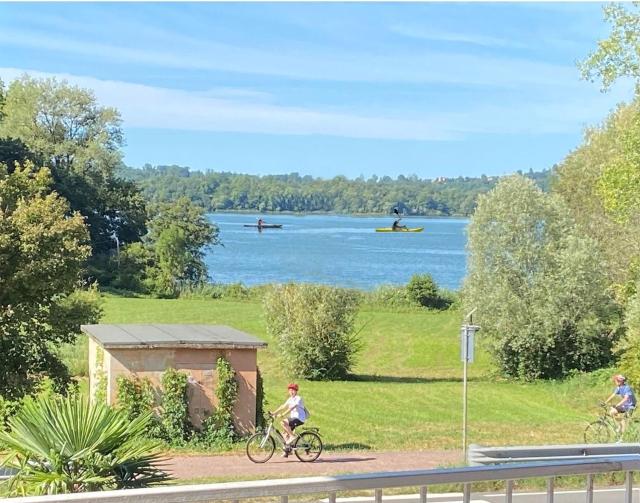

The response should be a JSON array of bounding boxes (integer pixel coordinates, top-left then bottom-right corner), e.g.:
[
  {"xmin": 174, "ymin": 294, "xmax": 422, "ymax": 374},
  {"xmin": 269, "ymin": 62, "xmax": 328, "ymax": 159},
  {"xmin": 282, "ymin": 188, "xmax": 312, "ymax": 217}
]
[{"xmin": 205, "ymin": 213, "xmax": 468, "ymax": 291}]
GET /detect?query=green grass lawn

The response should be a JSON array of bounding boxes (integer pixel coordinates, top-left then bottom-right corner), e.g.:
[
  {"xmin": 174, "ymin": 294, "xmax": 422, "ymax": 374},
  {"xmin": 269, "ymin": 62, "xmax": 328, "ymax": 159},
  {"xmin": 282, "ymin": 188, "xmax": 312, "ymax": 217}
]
[{"xmin": 69, "ymin": 295, "xmax": 613, "ymax": 451}]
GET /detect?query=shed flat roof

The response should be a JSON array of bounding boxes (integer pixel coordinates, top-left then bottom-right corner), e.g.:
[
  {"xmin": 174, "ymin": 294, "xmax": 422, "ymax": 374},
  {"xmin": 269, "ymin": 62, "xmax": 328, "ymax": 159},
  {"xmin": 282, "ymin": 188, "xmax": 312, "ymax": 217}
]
[{"xmin": 81, "ymin": 324, "xmax": 267, "ymax": 349}]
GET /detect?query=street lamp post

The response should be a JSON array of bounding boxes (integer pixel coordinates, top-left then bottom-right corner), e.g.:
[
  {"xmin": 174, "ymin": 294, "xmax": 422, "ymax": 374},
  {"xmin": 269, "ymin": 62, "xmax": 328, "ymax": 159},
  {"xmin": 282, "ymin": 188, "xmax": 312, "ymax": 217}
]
[{"xmin": 461, "ymin": 308, "xmax": 480, "ymax": 462}]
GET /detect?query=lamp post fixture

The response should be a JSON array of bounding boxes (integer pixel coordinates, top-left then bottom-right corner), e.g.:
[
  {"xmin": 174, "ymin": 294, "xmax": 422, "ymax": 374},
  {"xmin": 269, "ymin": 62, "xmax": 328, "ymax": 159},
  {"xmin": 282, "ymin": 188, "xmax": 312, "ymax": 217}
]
[{"xmin": 461, "ymin": 308, "xmax": 480, "ymax": 462}]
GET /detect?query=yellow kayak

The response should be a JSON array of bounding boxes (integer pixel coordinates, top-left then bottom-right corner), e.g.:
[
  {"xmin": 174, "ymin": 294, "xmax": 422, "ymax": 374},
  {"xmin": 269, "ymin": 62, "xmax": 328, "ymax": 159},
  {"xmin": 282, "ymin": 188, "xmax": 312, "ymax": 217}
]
[{"xmin": 375, "ymin": 227, "xmax": 424, "ymax": 233}]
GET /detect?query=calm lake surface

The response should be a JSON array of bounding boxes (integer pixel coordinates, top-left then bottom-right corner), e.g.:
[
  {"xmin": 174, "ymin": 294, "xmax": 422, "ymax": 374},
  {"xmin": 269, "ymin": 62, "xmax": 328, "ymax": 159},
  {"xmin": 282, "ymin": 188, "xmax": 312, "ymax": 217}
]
[{"xmin": 205, "ymin": 213, "xmax": 468, "ymax": 291}]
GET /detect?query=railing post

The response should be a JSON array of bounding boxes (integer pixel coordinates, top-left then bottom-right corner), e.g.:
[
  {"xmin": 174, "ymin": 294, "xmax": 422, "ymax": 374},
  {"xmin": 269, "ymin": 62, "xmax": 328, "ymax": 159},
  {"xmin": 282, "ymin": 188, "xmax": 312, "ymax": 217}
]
[
  {"xmin": 585, "ymin": 474, "xmax": 593, "ymax": 503},
  {"xmin": 505, "ymin": 479, "xmax": 514, "ymax": 503},
  {"xmin": 625, "ymin": 471, "xmax": 633, "ymax": 503},
  {"xmin": 329, "ymin": 492, "xmax": 337, "ymax": 503},
  {"xmin": 375, "ymin": 488, "xmax": 382, "ymax": 503},
  {"xmin": 281, "ymin": 495, "xmax": 288, "ymax": 503},
  {"xmin": 419, "ymin": 485, "xmax": 427, "ymax": 503},
  {"xmin": 546, "ymin": 477, "xmax": 554, "ymax": 503},
  {"xmin": 463, "ymin": 482, "xmax": 471, "ymax": 503}
]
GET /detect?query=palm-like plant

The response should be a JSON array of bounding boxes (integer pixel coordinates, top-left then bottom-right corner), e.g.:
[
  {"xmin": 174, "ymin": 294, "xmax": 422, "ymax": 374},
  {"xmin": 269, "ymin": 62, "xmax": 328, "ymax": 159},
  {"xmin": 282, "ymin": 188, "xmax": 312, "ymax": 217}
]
[{"xmin": 0, "ymin": 395, "xmax": 169, "ymax": 496}]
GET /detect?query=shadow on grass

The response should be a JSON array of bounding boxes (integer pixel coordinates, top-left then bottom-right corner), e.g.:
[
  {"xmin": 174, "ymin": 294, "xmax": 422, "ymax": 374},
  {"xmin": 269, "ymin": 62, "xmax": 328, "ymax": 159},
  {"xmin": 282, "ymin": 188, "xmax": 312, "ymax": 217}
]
[
  {"xmin": 324, "ymin": 442, "xmax": 372, "ymax": 451},
  {"xmin": 348, "ymin": 374, "xmax": 485, "ymax": 383}
]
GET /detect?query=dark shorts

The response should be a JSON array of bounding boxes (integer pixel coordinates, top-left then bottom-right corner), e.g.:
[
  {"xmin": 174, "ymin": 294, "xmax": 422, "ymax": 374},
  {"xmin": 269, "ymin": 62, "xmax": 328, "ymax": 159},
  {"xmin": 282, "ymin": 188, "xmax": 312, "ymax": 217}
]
[
  {"xmin": 616, "ymin": 405, "xmax": 635, "ymax": 414},
  {"xmin": 287, "ymin": 418, "xmax": 304, "ymax": 430}
]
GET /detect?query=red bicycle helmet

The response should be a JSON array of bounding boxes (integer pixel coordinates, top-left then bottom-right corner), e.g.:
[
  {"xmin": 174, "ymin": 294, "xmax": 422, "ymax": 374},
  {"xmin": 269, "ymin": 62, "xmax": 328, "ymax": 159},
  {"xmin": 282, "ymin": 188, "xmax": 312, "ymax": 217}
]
[{"xmin": 287, "ymin": 383, "xmax": 299, "ymax": 391}]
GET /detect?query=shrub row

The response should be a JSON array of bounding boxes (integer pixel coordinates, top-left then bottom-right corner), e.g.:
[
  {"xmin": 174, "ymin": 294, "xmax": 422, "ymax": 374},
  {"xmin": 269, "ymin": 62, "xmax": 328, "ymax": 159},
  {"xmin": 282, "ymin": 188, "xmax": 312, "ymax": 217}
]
[{"xmin": 114, "ymin": 358, "xmax": 240, "ymax": 449}]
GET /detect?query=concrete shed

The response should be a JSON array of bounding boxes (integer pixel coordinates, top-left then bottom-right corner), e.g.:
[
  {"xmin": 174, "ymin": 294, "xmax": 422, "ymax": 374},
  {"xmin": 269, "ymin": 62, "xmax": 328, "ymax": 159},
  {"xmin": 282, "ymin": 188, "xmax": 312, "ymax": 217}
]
[{"xmin": 83, "ymin": 324, "xmax": 267, "ymax": 434}]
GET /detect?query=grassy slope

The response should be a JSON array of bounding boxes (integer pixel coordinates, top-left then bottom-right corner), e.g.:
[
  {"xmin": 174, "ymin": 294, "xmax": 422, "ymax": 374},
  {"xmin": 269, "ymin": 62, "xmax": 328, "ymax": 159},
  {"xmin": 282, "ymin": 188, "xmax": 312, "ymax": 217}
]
[{"xmin": 86, "ymin": 295, "xmax": 611, "ymax": 451}]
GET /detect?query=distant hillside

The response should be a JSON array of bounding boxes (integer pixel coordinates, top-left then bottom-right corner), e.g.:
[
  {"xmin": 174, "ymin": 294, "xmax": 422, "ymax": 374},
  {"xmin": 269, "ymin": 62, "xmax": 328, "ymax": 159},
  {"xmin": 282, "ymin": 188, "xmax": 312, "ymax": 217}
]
[{"xmin": 120, "ymin": 164, "xmax": 553, "ymax": 217}]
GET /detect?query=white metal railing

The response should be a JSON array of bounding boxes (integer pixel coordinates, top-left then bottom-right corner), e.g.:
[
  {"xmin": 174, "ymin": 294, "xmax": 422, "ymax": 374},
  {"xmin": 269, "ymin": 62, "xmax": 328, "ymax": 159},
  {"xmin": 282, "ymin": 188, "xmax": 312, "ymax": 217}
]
[
  {"xmin": 468, "ymin": 443, "xmax": 640, "ymax": 465},
  {"xmin": 3, "ymin": 455, "xmax": 640, "ymax": 503}
]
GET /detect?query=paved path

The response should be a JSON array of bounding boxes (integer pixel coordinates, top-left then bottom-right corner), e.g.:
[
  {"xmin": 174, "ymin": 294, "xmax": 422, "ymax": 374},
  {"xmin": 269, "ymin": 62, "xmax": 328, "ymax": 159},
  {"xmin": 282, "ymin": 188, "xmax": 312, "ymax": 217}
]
[{"xmin": 166, "ymin": 450, "xmax": 462, "ymax": 481}]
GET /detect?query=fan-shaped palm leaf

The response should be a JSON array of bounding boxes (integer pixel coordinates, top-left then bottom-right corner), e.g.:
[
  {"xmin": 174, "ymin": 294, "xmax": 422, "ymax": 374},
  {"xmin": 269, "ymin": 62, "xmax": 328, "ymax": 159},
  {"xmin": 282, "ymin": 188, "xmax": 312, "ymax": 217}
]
[{"xmin": 0, "ymin": 395, "xmax": 169, "ymax": 495}]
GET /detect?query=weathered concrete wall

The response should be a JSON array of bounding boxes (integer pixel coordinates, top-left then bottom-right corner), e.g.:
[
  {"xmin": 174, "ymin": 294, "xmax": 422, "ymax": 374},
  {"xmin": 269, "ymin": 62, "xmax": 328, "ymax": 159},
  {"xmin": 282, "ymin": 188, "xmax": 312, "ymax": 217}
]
[{"xmin": 99, "ymin": 346, "xmax": 258, "ymax": 434}]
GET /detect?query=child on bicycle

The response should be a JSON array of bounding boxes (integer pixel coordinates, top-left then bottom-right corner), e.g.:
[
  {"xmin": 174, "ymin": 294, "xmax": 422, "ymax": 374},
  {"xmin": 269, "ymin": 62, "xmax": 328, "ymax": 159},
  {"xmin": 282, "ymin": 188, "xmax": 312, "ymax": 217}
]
[
  {"xmin": 605, "ymin": 374, "xmax": 637, "ymax": 434},
  {"xmin": 271, "ymin": 383, "xmax": 308, "ymax": 455}
]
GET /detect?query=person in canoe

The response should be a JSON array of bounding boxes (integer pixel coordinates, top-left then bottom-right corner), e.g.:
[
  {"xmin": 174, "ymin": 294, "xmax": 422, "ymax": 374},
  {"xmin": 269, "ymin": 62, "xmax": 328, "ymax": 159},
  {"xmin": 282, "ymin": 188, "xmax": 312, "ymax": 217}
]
[
  {"xmin": 257, "ymin": 218, "xmax": 264, "ymax": 230},
  {"xmin": 391, "ymin": 209, "xmax": 407, "ymax": 231},
  {"xmin": 392, "ymin": 218, "xmax": 407, "ymax": 231}
]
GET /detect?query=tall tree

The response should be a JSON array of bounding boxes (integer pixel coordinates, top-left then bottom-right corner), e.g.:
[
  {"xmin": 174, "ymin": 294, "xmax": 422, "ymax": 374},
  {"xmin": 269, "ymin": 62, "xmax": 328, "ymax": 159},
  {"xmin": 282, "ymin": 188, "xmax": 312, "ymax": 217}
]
[
  {"xmin": 553, "ymin": 98, "xmax": 640, "ymax": 300},
  {"xmin": 0, "ymin": 162, "xmax": 100, "ymax": 398},
  {"xmin": 0, "ymin": 76, "xmax": 147, "ymax": 280},
  {"xmin": 145, "ymin": 197, "xmax": 219, "ymax": 296},
  {"xmin": 464, "ymin": 176, "xmax": 617, "ymax": 380},
  {"xmin": 576, "ymin": 5, "xmax": 640, "ymax": 233}
]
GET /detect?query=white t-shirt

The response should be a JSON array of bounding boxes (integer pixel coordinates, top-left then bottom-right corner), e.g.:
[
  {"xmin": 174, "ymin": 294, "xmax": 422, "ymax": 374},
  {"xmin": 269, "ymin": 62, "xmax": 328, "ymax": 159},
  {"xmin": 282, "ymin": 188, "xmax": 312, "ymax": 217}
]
[{"xmin": 286, "ymin": 395, "xmax": 307, "ymax": 422}]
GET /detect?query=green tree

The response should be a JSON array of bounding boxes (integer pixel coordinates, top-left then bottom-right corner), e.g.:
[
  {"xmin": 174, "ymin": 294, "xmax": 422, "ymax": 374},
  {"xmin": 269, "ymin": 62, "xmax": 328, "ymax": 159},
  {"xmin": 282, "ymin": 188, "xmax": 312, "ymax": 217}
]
[
  {"xmin": 0, "ymin": 162, "xmax": 100, "ymax": 399},
  {"xmin": 0, "ymin": 395, "xmax": 168, "ymax": 495},
  {"xmin": 590, "ymin": 99, "xmax": 640, "ymax": 226},
  {"xmin": 146, "ymin": 197, "xmax": 219, "ymax": 296},
  {"xmin": 567, "ymin": 5, "xmax": 640, "ymax": 300},
  {"xmin": 464, "ymin": 175, "xmax": 617, "ymax": 380},
  {"xmin": 0, "ymin": 137, "xmax": 36, "ymax": 171},
  {"xmin": 264, "ymin": 283, "xmax": 361, "ymax": 380},
  {"xmin": 580, "ymin": 4, "xmax": 640, "ymax": 91},
  {"xmin": 618, "ymin": 286, "xmax": 640, "ymax": 385},
  {"xmin": 553, "ymin": 98, "xmax": 640, "ymax": 300},
  {"xmin": 0, "ymin": 76, "xmax": 147, "ymax": 281}
]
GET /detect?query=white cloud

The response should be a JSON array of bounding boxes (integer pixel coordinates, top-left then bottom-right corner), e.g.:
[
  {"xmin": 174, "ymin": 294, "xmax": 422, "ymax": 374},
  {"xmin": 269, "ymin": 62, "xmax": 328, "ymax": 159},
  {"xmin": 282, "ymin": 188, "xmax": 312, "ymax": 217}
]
[
  {"xmin": 0, "ymin": 68, "xmax": 632, "ymax": 141},
  {"xmin": 0, "ymin": 27, "xmax": 579, "ymax": 89},
  {"xmin": 389, "ymin": 24, "xmax": 527, "ymax": 49},
  {"xmin": 0, "ymin": 68, "xmax": 454, "ymax": 140}
]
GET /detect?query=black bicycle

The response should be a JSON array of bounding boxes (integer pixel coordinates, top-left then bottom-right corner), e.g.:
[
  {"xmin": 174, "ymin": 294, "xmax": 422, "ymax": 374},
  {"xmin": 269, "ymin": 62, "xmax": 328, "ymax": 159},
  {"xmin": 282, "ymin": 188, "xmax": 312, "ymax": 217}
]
[{"xmin": 246, "ymin": 413, "xmax": 323, "ymax": 463}]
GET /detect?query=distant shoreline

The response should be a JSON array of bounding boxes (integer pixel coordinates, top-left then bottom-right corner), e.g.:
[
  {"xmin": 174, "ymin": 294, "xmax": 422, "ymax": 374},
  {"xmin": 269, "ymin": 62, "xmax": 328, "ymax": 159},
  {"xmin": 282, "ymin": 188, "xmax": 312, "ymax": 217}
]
[{"xmin": 207, "ymin": 210, "xmax": 470, "ymax": 219}]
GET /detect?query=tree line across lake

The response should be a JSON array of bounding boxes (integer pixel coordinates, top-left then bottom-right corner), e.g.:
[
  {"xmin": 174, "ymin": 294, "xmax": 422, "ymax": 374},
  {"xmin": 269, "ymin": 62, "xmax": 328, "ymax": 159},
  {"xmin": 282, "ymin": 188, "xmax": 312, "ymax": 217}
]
[{"xmin": 120, "ymin": 164, "xmax": 551, "ymax": 216}]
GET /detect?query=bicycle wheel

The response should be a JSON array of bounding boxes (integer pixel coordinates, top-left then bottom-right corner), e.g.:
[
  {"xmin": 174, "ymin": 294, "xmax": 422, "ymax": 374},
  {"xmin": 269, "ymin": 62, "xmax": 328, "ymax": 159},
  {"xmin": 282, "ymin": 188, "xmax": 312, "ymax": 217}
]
[
  {"xmin": 246, "ymin": 432, "xmax": 276, "ymax": 463},
  {"xmin": 293, "ymin": 431, "xmax": 323, "ymax": 462},
  {"xmin": 584, "ymin": 420, "xmax": 613, "ymax": 443}
]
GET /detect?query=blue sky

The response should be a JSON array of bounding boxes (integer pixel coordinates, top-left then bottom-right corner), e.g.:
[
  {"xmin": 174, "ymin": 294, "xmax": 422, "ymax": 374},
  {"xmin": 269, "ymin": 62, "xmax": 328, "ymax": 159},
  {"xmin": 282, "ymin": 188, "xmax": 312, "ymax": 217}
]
[{"xmin": 0, "ymin": 2, "xmax": 634, "ymax": 179}]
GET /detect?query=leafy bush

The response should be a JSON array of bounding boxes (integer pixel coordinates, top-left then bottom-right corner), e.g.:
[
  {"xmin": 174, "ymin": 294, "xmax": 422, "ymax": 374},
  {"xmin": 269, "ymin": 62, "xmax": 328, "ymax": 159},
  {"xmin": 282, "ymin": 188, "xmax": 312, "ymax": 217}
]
[
  {"xmin": 255, "ymin": 367, "xmax": 267, "ymax": 429},
  {"xmin": 438, "ymin": 288, "xmax": 460, "ymax": 310},
  {"xmin": 178, "ymin": 282, "xmax": 265, "ymax": 300},
  {"xmin": 406, "ymin": 273, "xmax": 451, "ymax": 309},
  {"xmin": 215, "ymin": 357, "xmax": 238, "ymax": 421},
  {"xmin": 197, "ymin": 357, "xmax": 238, "ymax": 449},
  {"xmin": 264, "ymin": 283, "xmax": 361, "ymax": 380},
  {"xmin": 0, "ymin": 396, "xmax": 19, "ymax": 432},
  {"xmin": 0, "ymin": 395, "xmax": 168, "ymax": 495},
  {"xmin": 116, "ymin": 376, "xmax": 156, "ymax": 421},
  {"xmin": 187, "ymin": 357, "xmax": 239, "ymax": 450},
  {"xmin": 197, "ymin": 414, "xmax": 234, "ymax": 449},
  {"xmin": 112, "ymin": 242, "xmax": 153, "ymax": 293},
  {"xmin": 160, "ymin": 369, "xmax": 190, "ymax": 445},
  {"xmin": 365, "ymin": 284, "xmax": 417, "ymax": 308}
]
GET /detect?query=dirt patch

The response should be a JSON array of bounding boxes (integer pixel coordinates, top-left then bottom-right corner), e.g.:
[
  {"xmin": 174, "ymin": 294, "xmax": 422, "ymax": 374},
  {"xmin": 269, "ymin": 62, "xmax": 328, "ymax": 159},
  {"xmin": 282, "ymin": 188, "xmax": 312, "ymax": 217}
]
[{"xmin": 166, "ymin": 450, "xmax": 463, "ymax": 481}]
